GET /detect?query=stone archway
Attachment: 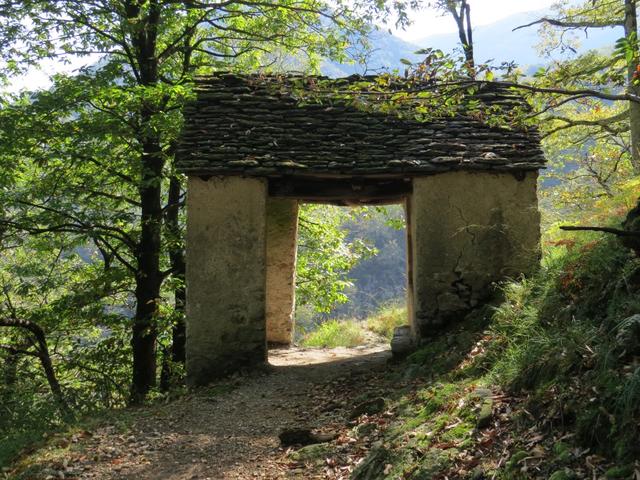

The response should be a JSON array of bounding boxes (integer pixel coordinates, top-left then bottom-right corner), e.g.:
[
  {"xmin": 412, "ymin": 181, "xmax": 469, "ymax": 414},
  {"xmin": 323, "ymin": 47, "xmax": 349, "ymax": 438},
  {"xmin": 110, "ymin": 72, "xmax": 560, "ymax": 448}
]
[{"xmin": 177, "ymin": 74, "xmax": 544, "ymax": 386}]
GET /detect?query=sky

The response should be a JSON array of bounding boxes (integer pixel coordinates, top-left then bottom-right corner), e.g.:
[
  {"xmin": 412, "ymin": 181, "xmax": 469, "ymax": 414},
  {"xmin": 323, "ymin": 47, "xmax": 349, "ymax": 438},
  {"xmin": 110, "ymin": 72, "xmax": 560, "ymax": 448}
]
[
  {"xmin": 393, "ymin": 0, "xmax": 559, "ymax": 42},
  {"xmin": 7, "ymin": 0, "xmax": 560, "ymax": 92}
]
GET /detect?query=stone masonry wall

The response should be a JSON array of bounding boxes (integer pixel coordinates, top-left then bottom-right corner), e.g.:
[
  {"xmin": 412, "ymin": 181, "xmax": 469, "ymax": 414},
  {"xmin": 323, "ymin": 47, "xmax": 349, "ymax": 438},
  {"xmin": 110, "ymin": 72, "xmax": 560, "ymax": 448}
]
[
  {"xmin": 185, "ymin": 176, "xmax": 268, "ymax": 385},
  {"xmin": 266, "ymin": 198, "xmax": 298, "ymax": 345},
  {"xmin": 409, "ymin": 171, "xmax": 540, "ymax": 338}
]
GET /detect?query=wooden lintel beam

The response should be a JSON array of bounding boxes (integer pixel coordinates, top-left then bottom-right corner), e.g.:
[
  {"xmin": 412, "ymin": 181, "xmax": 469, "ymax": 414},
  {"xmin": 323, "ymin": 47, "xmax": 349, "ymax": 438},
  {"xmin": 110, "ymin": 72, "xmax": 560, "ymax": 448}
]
[{"xmin": 268, "ymin": 176, "xmax": 412, "ymax": 203}]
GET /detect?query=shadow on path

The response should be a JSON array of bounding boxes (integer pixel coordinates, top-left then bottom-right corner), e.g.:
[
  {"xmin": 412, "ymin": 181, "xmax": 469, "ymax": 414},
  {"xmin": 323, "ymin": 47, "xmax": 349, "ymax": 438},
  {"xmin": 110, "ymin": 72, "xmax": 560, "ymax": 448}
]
[{"xmin": 59, "ymin": 344, "xmax": 392, "ymax": 480}]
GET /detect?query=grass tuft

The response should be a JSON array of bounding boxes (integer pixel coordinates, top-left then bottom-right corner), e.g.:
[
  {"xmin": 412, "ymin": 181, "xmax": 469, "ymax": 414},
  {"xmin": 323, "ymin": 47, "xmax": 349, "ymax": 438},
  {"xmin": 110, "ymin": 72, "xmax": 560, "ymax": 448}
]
[
  {"xmin": 300, "ymin": 319, "xmax": 366, "ymax": 348},
  {"xmin": 366, "ymin": 304, "xmax": 408, "ymax": 340}
]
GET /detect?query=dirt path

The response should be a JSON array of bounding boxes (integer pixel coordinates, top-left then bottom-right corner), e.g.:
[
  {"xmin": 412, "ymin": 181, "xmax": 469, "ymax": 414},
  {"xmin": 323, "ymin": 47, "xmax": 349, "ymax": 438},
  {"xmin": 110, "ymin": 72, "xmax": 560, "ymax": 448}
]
[{"xmin": 50, "ymin": 344, "xmax": 392, "ymax": 480}]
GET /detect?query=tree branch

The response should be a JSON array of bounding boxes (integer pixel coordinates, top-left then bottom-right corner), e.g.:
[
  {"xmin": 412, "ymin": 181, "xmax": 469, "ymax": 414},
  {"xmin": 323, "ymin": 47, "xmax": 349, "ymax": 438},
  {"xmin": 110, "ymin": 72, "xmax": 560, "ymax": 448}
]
[
  {"xmin": 513, "ymin": 17, "xmax": 623, "ymax": 31},
  {"xmin": 559, "ymin": 226, "xmax": 640, "ymax": 237}
]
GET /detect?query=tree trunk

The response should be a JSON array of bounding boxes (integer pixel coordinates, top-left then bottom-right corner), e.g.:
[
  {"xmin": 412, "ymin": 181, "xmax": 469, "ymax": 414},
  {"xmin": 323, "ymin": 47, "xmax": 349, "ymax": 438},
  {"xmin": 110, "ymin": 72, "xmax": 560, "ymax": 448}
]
[
  {"xmin": 37, "ymin": 345, "xmax": 69, "ymax": 416},
  {"xmin": 622, "ymin": 197, "xmax": 640, "ymax": 255},
  {"xmin": 130, "ymin": 135, "xmax": 164, "ymax": 404},
  {"xmin": 3, "ymin": 349, "xmax": 17, "ymax": 387},
  {"xmin": 0, "ymin": 319, "xmax": 69, "ymax": 415},
  {"xmin": 158, "ymin": 176, "xmax": 186, "ymax": 392},
  {"xmin": 461, "ymin": 1, "xmax": 474, "ymax": 73},
  {"xmin": 448, "ymin": 0, "xmax": 475, "ymax": 76},
  {"xmin": 625, "ymin": 0, "xmax": 640, "ymax": 173},
  {"xmin": 127, "ymin": 0, "xmax": 165, "ymax": 404},
  {"xmin": 167, "ymin": 175, "xmax": 186, "ymax": 363}
]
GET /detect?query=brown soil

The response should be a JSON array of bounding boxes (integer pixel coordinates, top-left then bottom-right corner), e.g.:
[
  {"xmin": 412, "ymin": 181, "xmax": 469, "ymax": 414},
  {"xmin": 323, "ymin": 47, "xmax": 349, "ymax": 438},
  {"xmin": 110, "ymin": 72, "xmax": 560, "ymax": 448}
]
[{"xmin": 30, "ymin": 344, "xmax": 392, "ymax": 480}]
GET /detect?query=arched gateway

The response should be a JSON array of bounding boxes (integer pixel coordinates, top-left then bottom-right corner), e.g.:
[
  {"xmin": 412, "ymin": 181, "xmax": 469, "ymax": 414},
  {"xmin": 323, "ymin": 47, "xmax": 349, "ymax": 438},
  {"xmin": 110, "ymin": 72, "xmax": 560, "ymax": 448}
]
[{"xmin": 176, "ymin": 74, "xmax": 545, "ymax": 386}]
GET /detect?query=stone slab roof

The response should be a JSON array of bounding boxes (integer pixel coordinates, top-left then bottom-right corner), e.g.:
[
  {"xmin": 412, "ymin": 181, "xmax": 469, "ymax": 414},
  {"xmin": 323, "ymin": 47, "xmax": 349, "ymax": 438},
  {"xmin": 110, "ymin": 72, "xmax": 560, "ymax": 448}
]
[{"xmin": 176, "ymin": 74, "xmax": 546, "ymax": 177}]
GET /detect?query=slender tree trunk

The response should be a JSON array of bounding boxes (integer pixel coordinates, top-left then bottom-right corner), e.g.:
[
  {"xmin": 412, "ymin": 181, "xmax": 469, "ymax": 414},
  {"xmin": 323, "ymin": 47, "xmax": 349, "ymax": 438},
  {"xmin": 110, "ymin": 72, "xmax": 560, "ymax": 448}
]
[
  {"xmin": 622, "ymin": 196, "xmax": 640, "ymax": 255},
  {"xmin": 166, "ymin": 175, "xmax": 186, "ymax": 363},
  {"xmin": 0, "ymin": 319, "xmax": 69, "ymax": 415},
  {"xmin": 625, "ymin": 0, "xmax": 640, "ymax": 173},
  {"xmin": 448, "ymin": 0, "xmax": 475, "ymax": 77},
  {"xmin": 3, "ymin": 349, "xmax": 17, "ymax": 387},
  {"xmin": 37, "ymin": 345, "xmax": 68, "ymax": 415},
  {"xmin": 461, "ymin": 1, "xmax": 474, "ymax": 72},
  {"xmin": 158, "ymin": 176, "xmax": 186, "ymax": 392}
]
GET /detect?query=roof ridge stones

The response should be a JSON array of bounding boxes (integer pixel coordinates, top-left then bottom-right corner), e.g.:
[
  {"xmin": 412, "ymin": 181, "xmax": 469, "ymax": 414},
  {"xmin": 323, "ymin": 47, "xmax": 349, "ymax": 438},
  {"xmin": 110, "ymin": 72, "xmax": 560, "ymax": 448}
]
[{"xmin": 177, "ymin": 73, "xmax": 545, "ymax": 177}]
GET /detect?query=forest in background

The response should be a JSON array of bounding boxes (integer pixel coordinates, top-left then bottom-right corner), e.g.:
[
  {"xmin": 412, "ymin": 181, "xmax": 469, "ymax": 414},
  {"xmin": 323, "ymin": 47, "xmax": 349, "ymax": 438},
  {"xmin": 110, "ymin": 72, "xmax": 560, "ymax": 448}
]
[{"xmin": 1, "ymin": 0, "xmax": 640, "ymax": 474}]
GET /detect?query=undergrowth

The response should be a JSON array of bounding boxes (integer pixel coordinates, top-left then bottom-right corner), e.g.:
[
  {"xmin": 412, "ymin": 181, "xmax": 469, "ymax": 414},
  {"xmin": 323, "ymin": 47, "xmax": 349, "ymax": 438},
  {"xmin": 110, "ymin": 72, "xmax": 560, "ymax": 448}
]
[
  {"xmin": 300, "ymin": 319, "xmax": 367, "ymax": 348},
  {"xmin": 353, "ymin": 193, "xmax": 640, "ymax": 479},
  {"xmin": 301, "ymin": 303, "xmax": 408, "ymax": 348},
  {"xmin": 366, "ymin": 304, "xmax": 408, "ymax": 340},
  {"xmin": 486, "ymin": 229, "xmax": 640, "ymax": 462}
]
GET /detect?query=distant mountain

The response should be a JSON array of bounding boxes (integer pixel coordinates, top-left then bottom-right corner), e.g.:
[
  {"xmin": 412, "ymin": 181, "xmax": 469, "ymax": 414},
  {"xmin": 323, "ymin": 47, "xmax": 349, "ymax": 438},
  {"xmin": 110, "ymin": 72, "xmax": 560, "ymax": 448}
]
[
  {"xmin": 321, "ymin": 29, "xmax": 421, "ymax": 77},
  {"xmin": 414, "ymin": 10, "xmax": 621, "ymax": 67},
  {"xmin": 322, "ymin": 9, "xmax": 623, "ymax": 77}
]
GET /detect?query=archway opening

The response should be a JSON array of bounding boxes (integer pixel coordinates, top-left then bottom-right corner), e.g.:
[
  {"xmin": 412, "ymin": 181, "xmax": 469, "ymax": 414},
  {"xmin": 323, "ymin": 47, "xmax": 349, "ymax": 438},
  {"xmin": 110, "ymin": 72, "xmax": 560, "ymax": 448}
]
[{"xmin": 267, "ymin": 202, "xmax": 409, "ymax": 364}]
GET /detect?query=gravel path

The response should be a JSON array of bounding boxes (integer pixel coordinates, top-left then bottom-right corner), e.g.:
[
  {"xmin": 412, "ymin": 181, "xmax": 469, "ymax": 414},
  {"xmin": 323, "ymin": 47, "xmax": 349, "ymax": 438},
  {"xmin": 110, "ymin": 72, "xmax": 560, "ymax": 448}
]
[{"xmin": 62, "ymin": 344, "xmax": 391, "ymax": 480}]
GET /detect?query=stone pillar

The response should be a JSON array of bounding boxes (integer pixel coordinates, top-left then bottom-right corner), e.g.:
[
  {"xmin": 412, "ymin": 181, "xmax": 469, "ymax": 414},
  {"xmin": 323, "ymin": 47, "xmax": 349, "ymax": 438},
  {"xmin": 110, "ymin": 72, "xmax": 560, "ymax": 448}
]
[
  {"xmin": 404, "ymin": 198, "xmax": 416, "ymax": 337},
  {"xmin": 266, "ymin": 198, "xmax": 299, "ymax": 345},
  {"xmin": 409, "ymin": 171, "xmax": 540, "ymax": 338},
  {"xmin": 185, "ymin": 176, "xmax": 268, "ymax": 386}
]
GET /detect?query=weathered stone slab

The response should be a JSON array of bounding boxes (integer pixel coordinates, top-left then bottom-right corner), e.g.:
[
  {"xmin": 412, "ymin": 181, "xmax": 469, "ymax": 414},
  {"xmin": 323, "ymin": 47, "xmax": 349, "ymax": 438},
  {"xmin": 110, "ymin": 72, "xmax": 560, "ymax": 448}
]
[{"xmin": 176, "ymin": 74, "xmax": 546, "ymax": 177}]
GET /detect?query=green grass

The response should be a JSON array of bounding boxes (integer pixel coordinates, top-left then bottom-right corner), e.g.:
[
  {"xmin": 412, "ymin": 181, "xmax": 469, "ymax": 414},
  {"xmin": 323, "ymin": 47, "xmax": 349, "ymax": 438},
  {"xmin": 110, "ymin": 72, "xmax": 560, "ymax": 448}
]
[
  {"xmin": 300, "ymin": 303, "xmax": 408, "ymax": 348},
  {"xmin": 479, "ymin": 230, "xmax": 640, "ymax": 461},
  {"xmin": 366, "ymin": 304, "xmax": 408, "ymax": 340},
  {"xmin": 300, "ymin": 319, "xmax": 367, "ymax": 348}
]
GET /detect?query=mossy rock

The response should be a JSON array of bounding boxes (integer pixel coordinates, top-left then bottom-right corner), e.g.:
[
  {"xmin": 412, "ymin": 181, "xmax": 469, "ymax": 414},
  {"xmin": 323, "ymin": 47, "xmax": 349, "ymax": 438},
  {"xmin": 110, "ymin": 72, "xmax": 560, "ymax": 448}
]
[
  {"xmin": 350, "ymin": 397, "xmax": 385, "ymax": 419},
  {"xmin": 552, "ymin": 442, "xmax": 572, "ymax": 463},
  {"xmin": 353, "ymin": 422, "xmax": 377, "ymax": 439},
  {"xmin": 506, "ymin": 450, "xmax": 529, "ymax": 470},
  {"xmin": 549, "ymin": 468, "xmax": 577, "ymax": 480},
  {"xmin": 605, "ymin": 465, "xmax": 634, "ymax": 479},
  {"xmin": 411, "ymin": 448, "xmax": 454, "ymax": 477},
  {"xmin": 476, "ymin": 399, "xmax": 493, "ymax": 429},
  {"xmin": 440, "ymin": 422, "xmax": 474, "ymax": 443},
  {"xmin": 351, "ymin": 446, "xmax": 393, "ymax": 480},
  {"xmin": 288, "ymin": 442, "xmax": 334, "ymax": 462}
]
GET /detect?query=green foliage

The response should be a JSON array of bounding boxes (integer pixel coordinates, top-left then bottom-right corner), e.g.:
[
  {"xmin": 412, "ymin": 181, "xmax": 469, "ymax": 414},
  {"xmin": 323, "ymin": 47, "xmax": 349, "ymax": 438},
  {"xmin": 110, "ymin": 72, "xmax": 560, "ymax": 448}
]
[
  {"xmin": 296, "ymin": 205, "xmax": 376, "ymax": 313},
  {"xmin": 300, "ymin": 319, "xmax": 366, "ymax": 348},
  {"xmin": 366, "ymin": 304, "xmax": 408, "ymax": 340},
  {"xmin": 333, "ymin": 205, "xmax": 407, "ymax": 319},
  {"xmin": 529, "ymin": 0, "xmax": 640, "ymax": 218},
  {"xmin": 0, "ymin": 0, "xmax": 406, "ymax": 462},
  {"xmin": 0, "ymin": 237, "xmax": 133, "ymax": 466}
]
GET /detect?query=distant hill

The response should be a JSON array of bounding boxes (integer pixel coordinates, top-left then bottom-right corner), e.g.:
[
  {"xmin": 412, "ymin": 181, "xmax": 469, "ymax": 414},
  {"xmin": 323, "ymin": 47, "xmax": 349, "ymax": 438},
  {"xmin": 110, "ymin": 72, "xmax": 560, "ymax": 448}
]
[
  {"xmin": 321, "ymin": 29, "xmax": 421, "ymax": 76},
  {"xmin": 322, "ymin": 9, "xmax": 623, "ymax": 77},
  {"xmin": 414, "ymin": 10, "xmax": 621, "ymax": 67}
]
